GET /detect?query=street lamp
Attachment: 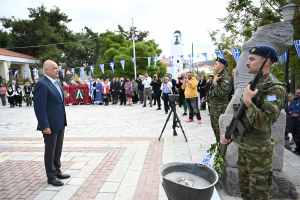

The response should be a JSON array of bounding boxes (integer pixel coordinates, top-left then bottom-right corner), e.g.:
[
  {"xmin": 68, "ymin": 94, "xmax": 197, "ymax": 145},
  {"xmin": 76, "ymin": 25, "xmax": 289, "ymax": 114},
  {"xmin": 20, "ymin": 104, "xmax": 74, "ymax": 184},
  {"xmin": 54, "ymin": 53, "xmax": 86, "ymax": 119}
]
[
  {"xmin": 131, "ymin": 18, "xmax": 137, "ymax": 80},
  {"xmin": 280, "ymin": 4, "xmax": 298, "ymax": 92}
]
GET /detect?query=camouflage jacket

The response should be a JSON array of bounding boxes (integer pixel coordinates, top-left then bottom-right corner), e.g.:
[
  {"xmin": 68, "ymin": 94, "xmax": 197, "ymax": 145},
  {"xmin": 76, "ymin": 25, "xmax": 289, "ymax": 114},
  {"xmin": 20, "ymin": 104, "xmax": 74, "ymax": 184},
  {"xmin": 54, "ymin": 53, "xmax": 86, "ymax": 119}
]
[
  {"xmin": 235, "ymin": 73, "xmax": 288, "ymax": 146},
  {"xmin": 210, "ymin": 71, "xmax": 233, "ymax": 104}
]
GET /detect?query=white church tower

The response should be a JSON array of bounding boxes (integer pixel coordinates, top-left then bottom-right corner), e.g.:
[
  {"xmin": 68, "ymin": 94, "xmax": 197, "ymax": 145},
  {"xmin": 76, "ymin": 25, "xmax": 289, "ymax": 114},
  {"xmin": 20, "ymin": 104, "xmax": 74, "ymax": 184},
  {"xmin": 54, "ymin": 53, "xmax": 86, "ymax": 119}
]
[{"xmin": 171, "ymin": 30, "xmax": 183, "ymax": 78}]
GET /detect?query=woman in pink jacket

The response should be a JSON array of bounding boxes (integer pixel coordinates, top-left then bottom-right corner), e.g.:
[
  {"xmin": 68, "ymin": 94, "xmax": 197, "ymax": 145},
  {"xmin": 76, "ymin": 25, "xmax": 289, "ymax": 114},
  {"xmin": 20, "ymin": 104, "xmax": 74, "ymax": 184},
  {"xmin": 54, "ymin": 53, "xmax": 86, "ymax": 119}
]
[{"xmin": 124, "ymin": 78, "xmax": 133, "ymax": 106}]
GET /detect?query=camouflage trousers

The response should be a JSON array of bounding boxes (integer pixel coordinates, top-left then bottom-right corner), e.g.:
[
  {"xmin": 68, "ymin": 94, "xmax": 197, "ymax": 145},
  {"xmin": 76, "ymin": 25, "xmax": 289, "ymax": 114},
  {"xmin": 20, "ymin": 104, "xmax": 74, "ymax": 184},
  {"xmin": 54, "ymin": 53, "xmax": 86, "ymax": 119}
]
[
  {"xmin": 237, "ymin": 138, "xmax": 275, "ymax": 200},
  {"xmin": 209, "ymin": 103, "xmax": 227, "ymax": 142}
]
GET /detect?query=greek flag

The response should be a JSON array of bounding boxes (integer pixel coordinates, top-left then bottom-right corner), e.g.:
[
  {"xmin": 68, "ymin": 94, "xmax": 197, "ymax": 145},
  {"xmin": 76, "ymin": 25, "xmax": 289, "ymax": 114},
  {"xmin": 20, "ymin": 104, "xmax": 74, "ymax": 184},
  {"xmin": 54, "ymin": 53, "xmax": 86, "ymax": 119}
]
[
  {"xmin": 154, "ymin": 57, "xmax": 158, "ymax": 69},
  {"xmin": 231, "ymin": 49, "xmax": 241, "ymax": 62},
  {"xmin": 14, "ymin": 70, "xmax": 19, "ymax": 78},
  {"xmin": 110, "ymin": 62, "xmax": 114, "ymax": 72},
  {"xmin": 89, "ymin": 66, "xmax": 94, "ymax": 75},
  {"xmin": 169, "ymin": 56, "xmax": 174, "ymax": 66},
  {"xmin": 120, "ymin": 60, "xmax": 125, "ymax": 70},
  {"xmin": 80, "ymin": 67, "xmax": 84, "ymax": 77},
  {"xmin": 61, "ymin": 69, "xmax": 65, "ymax": 78},
  {"xmin": 33, "ymin": 69, "xmax": 38, "ymax": 79},
  {"xmin": 278, "ymin": 55, "xmax": 284, "ymax": 66},
  {"xmin": 162, "ymin": 55, "xmax": 166, "ymax": 61},
  {"xmin": 24, "ymin": 71, "xmax": 28, "ymax": 79},
  {"xmin": 100, "ymin": 64, "xmax": 104, "ymax": 73},
  {"xmin": 201, "ymin": 53, "xmax": 208, "ymax": 63},
  {"xmin": 131, "ymin": 58, "xmax": 135, "ymax": 63},
  {"xmin": 188, "ymin": 54, "xmax": 194, "ymax": 68},
  {"xmin": 283, "ymin": 50, "xmax": 289, "ymax": 62},
  {"xmin": 70, "ymin": 68, "xmax": 75, "ymax": 77},
  {"xmin": 6, "ymin": 70, "xmax": 10, "ymax": 77},
  {"xmin": 179, "ymin": 55, "xmax": 184, "ymax": 63},
  {"xmin": 89, "ymin": 80, "xmax": 94, "ymax": 99},
  {"xmin": 215, "ymin": 51, "xmax": 225, "ymax": 59},
  {"xmin": 148, "ymin": 57, "xmax": 151, "ymax": 69},
  {"xmin": 294, "ymin": 40, "xmax": 300, "ymax": 59}
]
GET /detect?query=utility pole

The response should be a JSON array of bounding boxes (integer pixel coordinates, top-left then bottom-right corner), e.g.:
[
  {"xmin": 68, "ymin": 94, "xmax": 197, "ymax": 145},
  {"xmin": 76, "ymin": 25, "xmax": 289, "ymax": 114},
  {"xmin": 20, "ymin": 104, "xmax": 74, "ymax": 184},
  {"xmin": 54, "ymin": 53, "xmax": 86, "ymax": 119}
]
[{"xmin": 131, "ymin": 18, "xmax": 137, "ymax": 80}]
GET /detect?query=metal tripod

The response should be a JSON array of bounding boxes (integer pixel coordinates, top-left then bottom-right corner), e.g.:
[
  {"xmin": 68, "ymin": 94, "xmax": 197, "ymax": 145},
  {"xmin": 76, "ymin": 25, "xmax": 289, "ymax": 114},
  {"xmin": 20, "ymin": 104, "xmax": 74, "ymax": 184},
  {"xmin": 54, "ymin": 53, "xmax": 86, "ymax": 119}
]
[{"xmin": 158, "ymin": 100, "xmax": 188, "ymax": 142}]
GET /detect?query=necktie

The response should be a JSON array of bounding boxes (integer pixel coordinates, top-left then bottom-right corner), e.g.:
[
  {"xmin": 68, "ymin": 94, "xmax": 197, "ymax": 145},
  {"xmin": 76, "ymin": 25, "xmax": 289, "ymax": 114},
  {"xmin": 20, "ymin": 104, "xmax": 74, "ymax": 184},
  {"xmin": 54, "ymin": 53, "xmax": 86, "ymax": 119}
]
[{"xmin": 55, "ymin": 81, "xmax": 63, "ymax": 100}]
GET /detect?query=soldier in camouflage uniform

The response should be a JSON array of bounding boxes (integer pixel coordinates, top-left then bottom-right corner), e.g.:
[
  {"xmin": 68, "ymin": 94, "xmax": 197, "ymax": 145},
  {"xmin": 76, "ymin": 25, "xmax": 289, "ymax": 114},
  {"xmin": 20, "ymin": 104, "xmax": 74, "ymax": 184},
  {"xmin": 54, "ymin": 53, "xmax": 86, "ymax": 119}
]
[
  {"xmin": 208, "ymin": 58, "xmax": 233, "ymax": 142},
  {"xmin": 221, "ymin": 45, "xmax": 288, "ymax": 200}
]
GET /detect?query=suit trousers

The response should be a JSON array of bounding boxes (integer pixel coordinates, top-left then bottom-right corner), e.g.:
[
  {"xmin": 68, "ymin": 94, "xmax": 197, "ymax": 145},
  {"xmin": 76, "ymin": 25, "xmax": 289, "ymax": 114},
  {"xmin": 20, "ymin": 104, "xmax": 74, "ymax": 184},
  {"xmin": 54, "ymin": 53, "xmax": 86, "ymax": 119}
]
[
  {"xmin": 155, "ymin": 92, "xmax": 161, "ymax": 108},
  {"xmin": 139, "ymin": 91, "xmax": 144, "ymax": 103},
  {"xmin": 43, "ymin": 127, "xmax": 65, "ymax": 180},
  {"xmin": 120, "ymin": 92, "xmax": 126, "ymax": 105},
  {"xmin": 144, "ymin": 88, "xmax": 152, "ymax": 106},
  {"xmin": 163, "ymin": 93, "xmax": 170, "ymax": 112}
]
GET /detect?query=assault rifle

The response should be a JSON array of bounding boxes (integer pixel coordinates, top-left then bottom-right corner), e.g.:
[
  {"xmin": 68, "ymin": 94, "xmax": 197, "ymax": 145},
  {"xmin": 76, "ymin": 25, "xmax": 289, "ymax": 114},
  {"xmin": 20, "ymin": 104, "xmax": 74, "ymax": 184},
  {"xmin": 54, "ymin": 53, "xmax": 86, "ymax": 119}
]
[
  {"xmin": 219, "ymin": 52, "xmax": 271, "ymax": 157},
  {"xmin": 205, "ymin": 68, "xmax": 225, "ymax": 102}
]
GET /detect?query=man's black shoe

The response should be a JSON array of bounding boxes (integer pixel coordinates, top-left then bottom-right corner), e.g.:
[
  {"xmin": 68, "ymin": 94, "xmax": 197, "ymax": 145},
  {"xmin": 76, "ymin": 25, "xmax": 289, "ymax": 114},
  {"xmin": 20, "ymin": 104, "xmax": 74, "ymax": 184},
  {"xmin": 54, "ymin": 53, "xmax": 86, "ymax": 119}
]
[
  {"xmin": 157, "ymin": 108, "xmax": 161, "ymax": 110},
  {"xmin": 165, "ymin": 112, "xmax": 168, "ymax": 114},
  {"xmin": 57, "ymin": 173, "xmax": 70, "ymax": 179},
  {"xmin": 182, "ymin": 113, "xmax": 187, "ymax": 116},
  {"xmin": 153, "ymin": 103, "xmax": 156, "ymax": 105},
  {"xmin": 57, "ymin": 174, "xmax": 70, "ymax": 179},
  {"xmin": 48, "ymin": 178, "xmax": 64, "ymax": 186},
  {"xmin": 150, "ymin": 105, "xmax": 152, "ymax": 107},
  {"xmin": 292, "ymin": 151, "xmax": 300, "ymax": 155},
  {"xmin": 143, "ymin": 105, "xmax": 146, "ymax": 107}
]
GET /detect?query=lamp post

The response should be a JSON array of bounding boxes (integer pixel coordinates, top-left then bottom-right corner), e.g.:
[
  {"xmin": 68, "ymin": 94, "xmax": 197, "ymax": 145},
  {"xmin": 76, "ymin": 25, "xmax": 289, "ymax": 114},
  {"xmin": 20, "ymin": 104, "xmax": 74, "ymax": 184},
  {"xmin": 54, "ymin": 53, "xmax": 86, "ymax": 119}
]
[
  {"xmin": 280, "ymin": 4, "xmax": 298, "ymax": 150},
  {"xmin": 131, "ymin": 18, "xmax": 137, "ymax": 80}
]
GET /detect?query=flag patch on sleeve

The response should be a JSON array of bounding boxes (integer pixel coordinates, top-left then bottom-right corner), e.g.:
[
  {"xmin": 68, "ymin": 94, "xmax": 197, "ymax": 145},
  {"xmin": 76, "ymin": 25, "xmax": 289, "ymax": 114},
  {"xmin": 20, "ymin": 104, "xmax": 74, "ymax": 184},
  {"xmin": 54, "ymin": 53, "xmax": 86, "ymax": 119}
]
[
  {"xmin": 267, "ymin": 95, "xmax": 276, "ymax": 102},
  {"xmin": 225, "ymin": 80, "xmax": 228, "ymax": 84}
]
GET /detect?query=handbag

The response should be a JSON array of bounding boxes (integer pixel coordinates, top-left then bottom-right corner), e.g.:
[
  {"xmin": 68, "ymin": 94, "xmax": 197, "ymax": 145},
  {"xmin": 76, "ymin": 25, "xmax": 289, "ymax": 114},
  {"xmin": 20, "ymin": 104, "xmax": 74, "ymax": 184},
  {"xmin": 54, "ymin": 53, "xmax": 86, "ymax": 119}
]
[
  {"xmin": 130, "ymin": 91, "xmax": 135, "ymax": 96},
  {"xmin": 103, "ymin": 95, "xmax": 108, "ymax": 99}
]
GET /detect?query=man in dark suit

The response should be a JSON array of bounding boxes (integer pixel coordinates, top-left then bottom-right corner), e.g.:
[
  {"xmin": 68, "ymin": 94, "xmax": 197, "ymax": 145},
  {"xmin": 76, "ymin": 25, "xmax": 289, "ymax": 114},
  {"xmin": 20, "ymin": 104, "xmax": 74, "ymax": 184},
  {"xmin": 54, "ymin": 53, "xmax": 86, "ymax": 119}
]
[
  {"xmin": 34, "ymin": 60, "xmax": 69, "ymax": 187},
  {"xmin": 168, "ymin": 74, "xmax": 176, "ymax": 94},
  {"xmin": 150, "ymin": 74, "xmax": 162, "ymax": 110},
  {"xmin": 9, "ymin": 80, "xmax": 19, "ymax": 106},
  {"xmin": 119, "ymin": 78, "xmax": 126, "ymax": 105}
]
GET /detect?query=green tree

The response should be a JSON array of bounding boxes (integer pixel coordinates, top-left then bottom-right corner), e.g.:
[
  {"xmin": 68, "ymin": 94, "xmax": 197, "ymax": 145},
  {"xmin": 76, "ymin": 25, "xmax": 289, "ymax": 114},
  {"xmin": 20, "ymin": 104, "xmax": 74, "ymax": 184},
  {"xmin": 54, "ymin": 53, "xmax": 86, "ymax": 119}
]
[
  {"xmin": 94, "ymin": 31, "xmax": 166, "ymax": 79},
  {"xmin": 115, "ymin": 24, "xmax": 150, "ymax": 42},
  {"xmin": 0, "ymin": 29, "xmax": 11, "ymax": 48}
]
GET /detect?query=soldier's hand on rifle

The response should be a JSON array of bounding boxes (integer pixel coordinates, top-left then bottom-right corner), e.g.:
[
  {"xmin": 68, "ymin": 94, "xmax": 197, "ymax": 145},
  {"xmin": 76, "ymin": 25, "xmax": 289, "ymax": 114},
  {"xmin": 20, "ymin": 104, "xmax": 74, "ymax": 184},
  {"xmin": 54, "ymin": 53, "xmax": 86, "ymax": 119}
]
[
  {"xmin": 221, "ymin": 134, "xmax": 231, "ymax": 144},
  {"xmin": 213, "ymin": 76, "xmax": 221, "ymax": 85},
  {"xmin": 243, "ymin": 84, "xmax": 258, "ymax": 108},
  {"xmin": 201, "ymin": 97, "xmax": 206, "ymax": 102}
]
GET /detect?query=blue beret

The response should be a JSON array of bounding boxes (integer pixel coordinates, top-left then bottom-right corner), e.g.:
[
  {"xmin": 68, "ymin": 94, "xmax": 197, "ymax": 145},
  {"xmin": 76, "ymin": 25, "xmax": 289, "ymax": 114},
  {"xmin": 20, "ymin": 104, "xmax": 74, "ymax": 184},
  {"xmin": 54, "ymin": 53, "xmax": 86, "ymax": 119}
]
[
  {"xmin": 216, "ymin": 57, "xmax": 228, "ymax": 67},
  {"xmin": 249, "ymin": 45, "xmax": 279, "ymax": 63}
]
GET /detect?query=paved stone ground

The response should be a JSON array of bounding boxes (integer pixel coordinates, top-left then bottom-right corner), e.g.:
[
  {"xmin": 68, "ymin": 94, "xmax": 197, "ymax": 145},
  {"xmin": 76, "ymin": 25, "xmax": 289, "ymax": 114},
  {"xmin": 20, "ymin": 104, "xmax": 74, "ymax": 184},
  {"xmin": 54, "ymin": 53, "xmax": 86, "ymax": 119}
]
[{"xmin": 0, "ymin": 101, "xmax": 300, "ymax": 200}]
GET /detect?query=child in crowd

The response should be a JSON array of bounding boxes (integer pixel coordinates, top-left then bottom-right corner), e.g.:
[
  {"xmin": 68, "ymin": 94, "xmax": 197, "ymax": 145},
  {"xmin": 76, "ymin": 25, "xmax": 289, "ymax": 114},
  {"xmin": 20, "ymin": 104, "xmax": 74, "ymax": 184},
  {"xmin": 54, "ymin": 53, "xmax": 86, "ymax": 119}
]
[
  {"xmin": 15, "ymin": 87, "xmax": 23, "ymax": 107},
  {"xmin": 6, "ymin": 86, "xmax": 14, "ymax": 108}
]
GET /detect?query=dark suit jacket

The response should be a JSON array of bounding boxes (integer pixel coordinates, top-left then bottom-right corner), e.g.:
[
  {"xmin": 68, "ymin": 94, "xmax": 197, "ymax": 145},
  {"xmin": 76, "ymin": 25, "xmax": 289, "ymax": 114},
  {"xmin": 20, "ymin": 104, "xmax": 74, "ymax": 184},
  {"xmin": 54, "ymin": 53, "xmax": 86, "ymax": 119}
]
[
  {"xmin": 23, "ymin": 85, "xmax": 32, "ymax": 94},
  {"xmin": 34, "ymin": 77, "xmax": 67, "ymax": 132},
  {"xmin": 9, "ymin": 84, "xmax": 19, "ymax": 91},
  {"xmin": 150, "ymin": 78, "xmax": 162, "ymax": 94},
  {"xmin": 170, "ymin": 79, "xmax": 176, "ymax": 93},
  {"xmin": 118, "ymin": 82, "xmax": 125, "ymax": 92}
]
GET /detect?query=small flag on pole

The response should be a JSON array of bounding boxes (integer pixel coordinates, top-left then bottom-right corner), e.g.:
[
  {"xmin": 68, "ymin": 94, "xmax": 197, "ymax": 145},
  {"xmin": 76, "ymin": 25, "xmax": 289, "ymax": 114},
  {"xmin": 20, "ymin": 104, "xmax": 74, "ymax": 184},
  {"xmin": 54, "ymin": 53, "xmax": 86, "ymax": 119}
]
[
  {"xmin": 100, "ymin": 64, "xmax": 104, "ymax": 73},
  {"xmin": 148, "ymin": 57, "xmax": 151, "ymax": 69},
  {"xmin": 14, "ymin": 70, "xmax": 19, "ymax": 78},
  {"xmin": 215, "ymin": 51, "xmax": 225, "ymax": 59},
  {"xmin": 89, "ymin": 80, "xmax": 94, "ymax": 100},
  {"xmin": 120, "ymin": 60, "xmax": 125, "ymax": 70},
  {"xmin": 110, "ymin": 62, "xmax": 114, "ymax": 73},
  {"xmin": 231, "ymin": 49, "xmax": 241, "ymax": 63},
  {"xmin": 154, "ymin": 57, "xmax": 158, "ymax": 69},
  {"xmin": 89, "ymin": 66, "xmax": 94, "ymax": 75}
]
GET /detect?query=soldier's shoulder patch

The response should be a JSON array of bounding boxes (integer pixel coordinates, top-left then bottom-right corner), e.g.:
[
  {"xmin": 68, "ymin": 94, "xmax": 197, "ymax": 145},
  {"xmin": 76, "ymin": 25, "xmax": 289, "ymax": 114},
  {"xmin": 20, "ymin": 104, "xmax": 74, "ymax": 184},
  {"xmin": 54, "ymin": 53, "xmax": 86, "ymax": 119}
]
[
  {"xmin": 225, "ymin": 80, "xmax": 229, "ymax": 84},
  {"xmin": 267, "ymin": 95, "xmax": 276, "ymax": 102}
]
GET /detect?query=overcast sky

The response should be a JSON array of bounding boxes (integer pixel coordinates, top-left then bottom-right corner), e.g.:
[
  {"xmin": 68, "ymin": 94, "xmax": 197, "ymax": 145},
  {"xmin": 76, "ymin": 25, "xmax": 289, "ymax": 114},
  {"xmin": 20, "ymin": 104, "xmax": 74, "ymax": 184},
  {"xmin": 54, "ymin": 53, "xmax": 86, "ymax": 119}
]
[{"xmin": 0, "ymin": 0, "xmax": 230, "ymax": 61}]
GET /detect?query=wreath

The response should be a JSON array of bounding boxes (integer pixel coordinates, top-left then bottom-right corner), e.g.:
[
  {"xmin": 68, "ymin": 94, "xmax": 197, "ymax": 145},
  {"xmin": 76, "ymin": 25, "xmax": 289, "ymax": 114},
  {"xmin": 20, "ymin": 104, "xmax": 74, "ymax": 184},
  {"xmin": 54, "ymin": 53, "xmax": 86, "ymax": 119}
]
[
  {"xmin": 75, "ymin": 89, "xmax": 84, "ymax": 99},
  {"xmin": 23, "ymin": 94, "xmax": 32, "ymax": 103}
]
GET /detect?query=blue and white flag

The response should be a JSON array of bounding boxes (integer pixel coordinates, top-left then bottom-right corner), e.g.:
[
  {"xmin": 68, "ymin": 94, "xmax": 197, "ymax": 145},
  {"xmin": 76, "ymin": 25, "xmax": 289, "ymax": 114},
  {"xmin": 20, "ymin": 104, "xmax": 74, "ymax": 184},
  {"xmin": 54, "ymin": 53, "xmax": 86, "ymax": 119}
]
[
  {"xmin": 89, "ymin": 66, "xmax": 94, "ymax": 75},
  {"xmin": 24, "ymin": 71, "xmax": 28, "ymax": 79},
  {"xmin": 80, "ymin": 67, "xmax": 84, "ymax": 77},
  {"xmin": 110, "ymin": 62, "xmax": 114, "ymax": 73},
  {"xmin": 215, "ymin": 51, "xmax": 225, "ymax": 59},
  {"xmin": 231, "ymin": 49, "xmax": 241, "ymax": 63},
  {"xmin": 70, "ymin": 68, "xmax": 75, "ymax": 77},
  {"xmin": 294, "ymin": 40, "xmax": 300, "ymax": 59},
  {"xmin": 33, "ymin": 69, "xmax": 38, "ymax": 79},
  {"xmin": 278, "ymin": 55, "xmax": 284, "ymax": 66},
  {"xmin": 169, "ymin": 56, "xmax": 174, "ymax": 66},
  {"xmin": 131, "ymin": 58, "xmax": 135, "ymax": 64},
  {"xmin": 120, "ymin": 60, "xmax": 125, "ymax": 70},
  {"xmin": 148, "ymin": 57, "xmax": 151, "ymax": 69},
  {"xmin": 100, "ymin": 64, "xmax": 104, "ymax": 73},
  {"xmin": 89, "ymin": 80, "xmax": 94, "ymax": 100},
  {"xmin": 179, "ymin": 55, "xmax": 184, "ymax": 63},
  {"xmin": 201, "ymin": 53, "xmax": 208, "ymax": 63},
  {"xmin": 162, "ymin": 55, "xmax": 166, "ymax": 61},
  {"xmin": 6, "ymin": 70, "xmax": 10, "ymax": 77},
  {"xmin": 14, "ymin": 70, "xmax": 19, "ymax": 78},
  {"xmin": 154, "ymin": 57, "xmax": 158, "ymax": 69},
  {"xmin": 61, "ymin": 69, "xmax": 65, "ymax": 78},
  {"xmin": 188, "ymin": 54, "xmax": 194, "ymax": 68},
  {"xmin": 283, "ymin": 50, "xmax": 289, "ymax": 62}
]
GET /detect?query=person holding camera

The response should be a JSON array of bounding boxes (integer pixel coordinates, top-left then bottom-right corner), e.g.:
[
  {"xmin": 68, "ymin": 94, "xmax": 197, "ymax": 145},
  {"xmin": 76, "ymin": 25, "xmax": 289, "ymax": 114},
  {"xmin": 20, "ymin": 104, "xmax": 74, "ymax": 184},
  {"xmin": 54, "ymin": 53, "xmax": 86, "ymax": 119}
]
[
  {"xmin": 160, "ymin": 77, "xmax": 173, "ymax": 114},
  {"xmin": 176, "ymin": 73, "xmax": 187, "ymax": 116},
  {"xmin": 182, "ymin": 72, "xmax": 202, "ymax": 124},
  {"xmin": 151, "ymin": 74, "xmax": 162, "ymax": 110},
  {"xmin": 142, "ymin": 73, "xmax": 152, "ymax": 107}
]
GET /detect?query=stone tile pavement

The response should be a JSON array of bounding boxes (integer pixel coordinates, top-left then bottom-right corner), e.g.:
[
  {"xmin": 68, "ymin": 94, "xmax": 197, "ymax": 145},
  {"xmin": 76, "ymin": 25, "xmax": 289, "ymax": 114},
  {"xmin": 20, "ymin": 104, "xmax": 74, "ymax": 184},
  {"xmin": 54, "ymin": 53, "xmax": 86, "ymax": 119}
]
[{"xmin": 0, "ymin": 102, "xmax": 300, "ymax": 199}]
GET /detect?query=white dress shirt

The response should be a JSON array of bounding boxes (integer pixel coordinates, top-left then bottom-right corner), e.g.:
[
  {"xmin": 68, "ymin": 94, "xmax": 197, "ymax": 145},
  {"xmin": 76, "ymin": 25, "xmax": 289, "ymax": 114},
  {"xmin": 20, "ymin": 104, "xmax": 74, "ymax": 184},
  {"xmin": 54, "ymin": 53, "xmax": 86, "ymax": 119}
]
[
  {"xmin": 45, "ymin": 75, "xmax": 57, "ymax": 86},
  {"xmin": 142, "ymin": 77, "xmax": 152, "ymax": 88}
]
